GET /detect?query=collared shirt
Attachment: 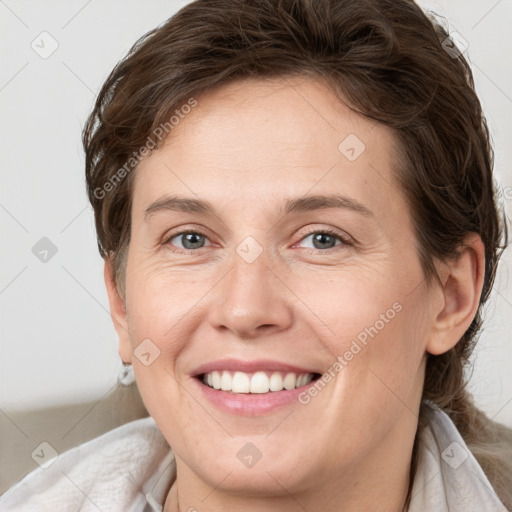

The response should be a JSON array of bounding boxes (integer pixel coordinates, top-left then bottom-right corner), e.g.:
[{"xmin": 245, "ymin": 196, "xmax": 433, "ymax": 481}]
[{"xmin": 0, "ymin": 401, "xmax": 508, "ymax": 511}]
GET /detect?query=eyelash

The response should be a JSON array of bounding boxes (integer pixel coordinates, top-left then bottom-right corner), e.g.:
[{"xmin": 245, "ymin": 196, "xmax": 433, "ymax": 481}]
[{"xmin": 163, "ymin": 228, "xmax": 352, "ymax": 255}]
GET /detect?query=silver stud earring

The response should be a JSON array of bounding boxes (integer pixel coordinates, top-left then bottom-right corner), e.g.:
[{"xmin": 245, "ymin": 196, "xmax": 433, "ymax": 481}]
[{"xmin": 118, "ymin": 362, "xmax": 135, "ymax": 386}]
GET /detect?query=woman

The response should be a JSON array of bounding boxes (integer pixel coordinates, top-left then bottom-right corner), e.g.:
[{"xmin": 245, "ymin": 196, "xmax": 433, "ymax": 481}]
[{"xmin": 2, "ymin": 0, "xmax": 511, "ymax": 510}]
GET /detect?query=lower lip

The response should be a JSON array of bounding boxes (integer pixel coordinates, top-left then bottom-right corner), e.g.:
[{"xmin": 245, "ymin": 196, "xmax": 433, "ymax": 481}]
[{"xmin": 192, "ymin": 377, "xmax": 316, "ymax": 415}]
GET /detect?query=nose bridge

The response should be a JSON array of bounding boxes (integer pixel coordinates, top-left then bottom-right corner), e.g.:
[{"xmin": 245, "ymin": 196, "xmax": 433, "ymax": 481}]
[{"xmin": 208, "ymin": 238, "xmax": 292, "ymax": 338}]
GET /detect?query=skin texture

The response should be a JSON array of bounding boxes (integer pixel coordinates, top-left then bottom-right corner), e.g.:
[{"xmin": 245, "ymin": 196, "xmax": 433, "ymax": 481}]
[{"xmin": 104, "ymin": 76, "xmax": 485, "ymax": 512}]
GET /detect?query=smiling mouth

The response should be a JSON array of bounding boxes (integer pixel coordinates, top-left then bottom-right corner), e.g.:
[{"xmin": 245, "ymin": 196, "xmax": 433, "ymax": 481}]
[{"xmin": 197, "ymin": 370, "xmax": 322, "ymax": 394}]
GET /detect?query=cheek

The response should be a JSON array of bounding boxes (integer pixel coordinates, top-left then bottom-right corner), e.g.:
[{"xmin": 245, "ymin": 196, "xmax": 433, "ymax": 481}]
[
  {"xmin": 125, "ymin": 262, "xmax": 203, "ymax": 344},
  {"xmin": 314, "ymin": 300, "xmax": 427, "ymax": 457},
  {"xmin": 122, "ymin": 274, "xmax": 189, "ymax": 410},
  {"xmin": 314, "ymin": 268, "xmax": 429, "ymax": 404}
]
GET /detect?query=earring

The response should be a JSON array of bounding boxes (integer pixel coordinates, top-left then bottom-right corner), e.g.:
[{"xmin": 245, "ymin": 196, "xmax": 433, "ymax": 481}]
[{"xmin": 118, "ymin": 361, "xmax": 135, "ymax": 386}]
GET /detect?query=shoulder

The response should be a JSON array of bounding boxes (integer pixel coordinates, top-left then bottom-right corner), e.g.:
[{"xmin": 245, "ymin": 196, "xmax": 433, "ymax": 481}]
[
  {"xmin": 0, "ymin": 415, "xmax": 171, "ymax": 512},
  {"xmin": 409, "ymin": 401, "xmax": 509, "ymax": 512}
]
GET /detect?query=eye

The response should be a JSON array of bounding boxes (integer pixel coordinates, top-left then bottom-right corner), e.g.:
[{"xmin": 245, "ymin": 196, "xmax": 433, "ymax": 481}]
[
  {"xmin": 295, "ymin": 228, "xmax": 351, "ymax": 252},
  {"xmin": 165, "ymin": 230, "xmax": 211, "ymax": 252},
  {"xmin": 163, "ymin": 228, "xmax": 351, "ymax": 254}
]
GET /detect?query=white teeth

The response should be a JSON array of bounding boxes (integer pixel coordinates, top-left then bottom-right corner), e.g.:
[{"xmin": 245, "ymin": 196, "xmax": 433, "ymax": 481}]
[
  {"xmin": 212, "ymin": 371, "xmax": 221, "ymax": 390},
  {"xmin": 232, "ymin": 371, "xmax": 250, "ymax": 393},
  {"xmin": 220, "ymin": 371, "xmax": 231, "ymax": 391},
  {"xmin": 283, "ymin": 373, "xmax": 296, "ymax": 390},
  {"xmin": 250, "ymin": 371, "xmax": 270, "ymax": 393},
  {"xmin": 269, "ymin": 372, "xmax": 283, "ymax": 391},
  {"xmin": 201, "ymin": 370, "xmax": 315, "ymax": 394}
]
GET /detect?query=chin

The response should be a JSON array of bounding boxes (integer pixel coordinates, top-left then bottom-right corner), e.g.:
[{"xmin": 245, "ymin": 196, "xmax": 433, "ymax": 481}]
[{"xmin": 186, "ymin": 435, "xmax": 316, "ymax": 496}]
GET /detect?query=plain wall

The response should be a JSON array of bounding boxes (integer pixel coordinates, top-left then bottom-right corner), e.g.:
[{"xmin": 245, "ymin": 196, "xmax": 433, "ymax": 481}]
[{"xmin": 1, "ymin": 0, "xmax": 511, "ymax": 427}]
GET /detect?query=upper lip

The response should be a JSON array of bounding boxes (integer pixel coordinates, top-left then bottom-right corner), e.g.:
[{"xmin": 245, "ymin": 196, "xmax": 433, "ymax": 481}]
[{"xmin": 191, "ymin": 358, "xmax": 321, "ymax": 377}]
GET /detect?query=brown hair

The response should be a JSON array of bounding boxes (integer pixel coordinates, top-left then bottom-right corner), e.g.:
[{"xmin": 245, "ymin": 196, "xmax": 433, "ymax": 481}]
[{"xmin": 82, "ymin": 0, "xmax": 511, "ymax": 508}]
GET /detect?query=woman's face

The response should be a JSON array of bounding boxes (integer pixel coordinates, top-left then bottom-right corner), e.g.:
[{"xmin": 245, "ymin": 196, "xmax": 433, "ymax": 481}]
[{"xmin": 112, "ymin": 77, "xmax": 442, "ymax": 501}]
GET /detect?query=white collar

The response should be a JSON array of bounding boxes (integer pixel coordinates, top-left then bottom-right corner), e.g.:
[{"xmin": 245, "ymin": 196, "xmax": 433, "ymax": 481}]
[{"xmin": 142, "ymin": 448, "xmax": 175, "ymax": 512}]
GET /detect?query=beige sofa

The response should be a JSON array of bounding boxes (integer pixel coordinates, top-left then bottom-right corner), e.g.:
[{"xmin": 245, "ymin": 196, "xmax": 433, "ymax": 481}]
[{"xmin": 0, "ymin": 383, "xmax": 149, "ymax": 495}]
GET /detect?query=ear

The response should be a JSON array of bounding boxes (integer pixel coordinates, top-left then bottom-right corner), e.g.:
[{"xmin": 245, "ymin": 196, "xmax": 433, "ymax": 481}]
[
  {"xmin": 426, "ymin": 233, "xmax": 486, "ymax": 356},
  {"xmin": 104, "ymin": 258, "xmax": 132, "ymax": 364}
]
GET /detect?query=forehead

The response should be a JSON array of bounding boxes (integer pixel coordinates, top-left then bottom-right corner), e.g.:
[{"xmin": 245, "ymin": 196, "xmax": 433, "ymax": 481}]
[{"xmin": 132, "ymin": 76, "xmax": 406, "ymax": 222}]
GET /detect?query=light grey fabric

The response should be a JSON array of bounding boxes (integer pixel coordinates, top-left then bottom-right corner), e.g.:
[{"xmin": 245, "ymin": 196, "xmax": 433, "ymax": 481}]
[
  {"xmin": 0, "ymin": 415, "xmax": 169, "ymax": 512},
  {"xmin": 0, "ymin": 401, "xmax": 508, "ymax": 511},
  {"xmin": 408, "ymin": 402, "xmax": 508, "ymax": 511}
]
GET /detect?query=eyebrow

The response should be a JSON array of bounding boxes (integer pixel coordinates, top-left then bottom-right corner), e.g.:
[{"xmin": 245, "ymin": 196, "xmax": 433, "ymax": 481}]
[{"xmin": 144, "ymin": 194, "xmax": 374, "ymax": 220}]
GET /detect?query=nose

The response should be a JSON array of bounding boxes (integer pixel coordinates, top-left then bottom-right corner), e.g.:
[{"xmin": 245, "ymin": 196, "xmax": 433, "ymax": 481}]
[{"xmin": 207, "ymin": 250, "xmax": 293, "ymax": 340}]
